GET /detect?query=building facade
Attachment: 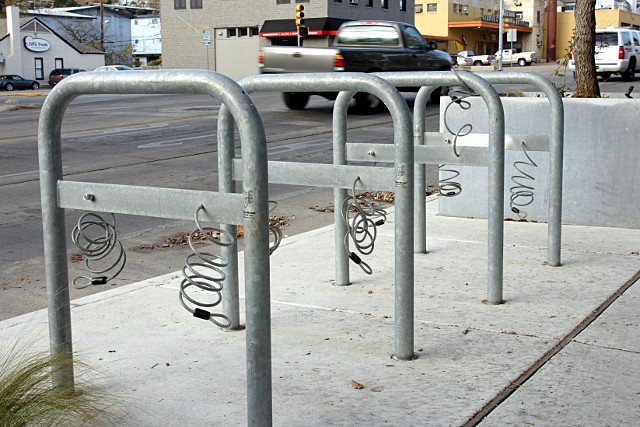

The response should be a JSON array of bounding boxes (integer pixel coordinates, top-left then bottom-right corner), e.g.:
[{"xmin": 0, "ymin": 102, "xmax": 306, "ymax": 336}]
[
  {"xmin": 159, "ymin": 0, "xmax": 415, "ymax": 80},
  {"xmin": 0, "ymin": 7, "xmax": 104, "ymax": 82},
  {"xmin": 415, "ymin": 0, "xmax": 543, "ymax": 59}
]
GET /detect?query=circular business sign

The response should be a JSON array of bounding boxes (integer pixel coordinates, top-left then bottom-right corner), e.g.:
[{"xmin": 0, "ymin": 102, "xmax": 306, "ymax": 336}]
[{"xmin": 24, "ymin": 36, "xmax": 51, "ymax": 52}]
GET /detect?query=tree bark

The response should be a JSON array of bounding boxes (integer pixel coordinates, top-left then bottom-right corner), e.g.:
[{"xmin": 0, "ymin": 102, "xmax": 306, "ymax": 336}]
[{"xmin": 573, "ymin": 0, "xmax": 600, "ymax": 98}]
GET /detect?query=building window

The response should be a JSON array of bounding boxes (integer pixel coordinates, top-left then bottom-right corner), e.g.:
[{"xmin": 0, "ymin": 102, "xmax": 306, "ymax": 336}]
[
  {"xmin": 536, "ymin": 10, "xmax": 541, "ymax": 23},
  {"xmin": 426, "ymin": 3, "xmax": 437, "ymax": 12},
  {"xmin": 190, "ymin": 0, "xmax": 202, "ymax": 9},
  {"xmin": 35, "ymin": 58, "xmax": 44, "ymax": 80},
  {"xmin": 239, "ymin": 27, "xmax": 248, "ymax": 37},
  {"xmin": 227, "ymin": 28, "xmax": 237, "ymax": 37},
  {"xmin": 415, "ymin": 3, "xmax": 423, "ymax": 13},
  {"xmin": 334, "ymin": 0, "xmax": 342, "ymax": 2},
  {"xmin": 453, "ymin": 4, "xmax": 458, "ymax": 13},
  {"xmin": 55, "ymin": 58, "xmax": 63, "ymax": 69},
  {"xmin": 295, "ymin": 0, "xmax": 309, "ymax": 3},
  {"xmin": 276, "ymin": 0, "xmax": 290, "ymax": 4},
  {"xmin": 400, "ymin": 0, "xmax": 406, "ymax": 11},
  {"xmin": 250, "ymin": 27, "xmax": 259, "ymax": 36},
  {"xmin": 350, "ymin": 0, "xmax": 359, "ymax": 4},
  {"xmin": 174, "ymin": 0, "xmax": 186, "ymax": 10},
  {"xmin": 366, "ymin": 0, "xmax": 373, "ymax": 6},
  {"xmin": 381, "ymin": 0, "xmax": 388, "ymax": 9}
]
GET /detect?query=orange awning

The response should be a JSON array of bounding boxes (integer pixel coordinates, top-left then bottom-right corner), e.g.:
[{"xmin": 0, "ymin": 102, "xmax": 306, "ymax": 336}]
[{"xmin": 448, "ymin": 20, "xmax": 533, "ymax": 33}]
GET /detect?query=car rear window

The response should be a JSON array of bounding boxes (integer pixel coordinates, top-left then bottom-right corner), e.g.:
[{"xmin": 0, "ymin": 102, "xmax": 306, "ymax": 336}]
[
  {"xmin": 596, "ymin": 33, "xmax": 618, "ymax": 47},
  {"xmin": 335, "ymin": 25, "xmax": 399, "ymax": 47}
]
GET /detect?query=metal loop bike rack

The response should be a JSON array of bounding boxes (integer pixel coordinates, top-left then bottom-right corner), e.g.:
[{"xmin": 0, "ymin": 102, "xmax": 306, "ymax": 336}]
[
  {"xmin": 345, "ymin": 70, "xmax": 507, "ymax": 305},
  {"xmin": 38, "ymin": 70, "xmax": 271, "ymax": 425}
]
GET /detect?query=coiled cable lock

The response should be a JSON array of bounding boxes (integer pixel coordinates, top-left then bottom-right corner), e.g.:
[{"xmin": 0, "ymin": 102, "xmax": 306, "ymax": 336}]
[
  {"xmin": 71, "ymin": 212, "xmax": 126, "ymax": 289},
  {"xmin": 179, "ymin": 205, "xmax": 234, "ymax": 328},
  {"xmin": 342, "ymin": 177, "xmax": 387, "ymax": 275}
]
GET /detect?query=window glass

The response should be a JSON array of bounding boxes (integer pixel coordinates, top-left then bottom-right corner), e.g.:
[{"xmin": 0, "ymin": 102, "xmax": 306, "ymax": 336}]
[
  {"xmin": 426, "ymin": 3, "xmax": 437, "ymax": 12},
  {"xmin": 174, "ymin": 0, "xmax": 186, "ymax": 9},
  {"xmin": 403, "ymin": 26, "xmax": 426, "ymax": 49},
  {"xmin": 336, "ymin": 25, "xmax": 399, "ymax": 46},
  {"xmin": 190, "ymin": 0, "xmax": 202, "ymax": 9},
  {"xmin": 595, "ymin": 33, "xmax": 617, "ymax": 47}
]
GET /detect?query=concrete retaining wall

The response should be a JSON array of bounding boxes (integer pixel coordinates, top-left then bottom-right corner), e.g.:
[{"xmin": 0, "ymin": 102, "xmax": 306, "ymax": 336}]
[{"xmin": 438, "ymin": 97, "xmax": 640, "ymax": 229}]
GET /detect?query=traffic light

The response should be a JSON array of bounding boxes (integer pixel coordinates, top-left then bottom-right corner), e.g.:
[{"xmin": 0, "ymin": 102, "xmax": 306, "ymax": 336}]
[
  {"xmin": 298, "ymin": 26, "xmax": 309, "ymax": 37},
  {"xmin": 295, "ymin": 4, "xmax": 305, "ymax": 28}
]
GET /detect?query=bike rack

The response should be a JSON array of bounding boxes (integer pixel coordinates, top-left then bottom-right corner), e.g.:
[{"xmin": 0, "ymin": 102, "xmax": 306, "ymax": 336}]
[
  {"xmin": 472, "ymin": 72, "xmax": 564, "ymax": 267},
  {"xmin": 38, "ymin": 70, "xmax": 272, "ymax": 424},
  {"xmin": 346, "ymin": 71, "xmax": 507, "ymax": 305}
]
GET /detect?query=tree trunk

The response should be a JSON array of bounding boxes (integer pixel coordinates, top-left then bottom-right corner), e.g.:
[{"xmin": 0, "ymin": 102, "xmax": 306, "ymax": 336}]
[{"xmin": 573, "ymin": 0, "xmax": 600, "ymax": 98}]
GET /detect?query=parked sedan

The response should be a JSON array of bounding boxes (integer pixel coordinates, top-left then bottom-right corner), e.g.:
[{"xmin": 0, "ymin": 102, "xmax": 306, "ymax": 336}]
[
  {"xmin": 0, "ymin": 75, "xmax": 40, "ymax": 91},
  {"xmin": 450, "ymin": 54, "xmax": 472, "ymax": 67},
  {"xmin": 94, "ymin": 65, "xmax": 134, "ymax": 71}
]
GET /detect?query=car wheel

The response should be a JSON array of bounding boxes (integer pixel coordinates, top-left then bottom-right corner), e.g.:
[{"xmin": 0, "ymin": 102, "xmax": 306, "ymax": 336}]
[
  {"xmin": 31, "ymin": 82, "xmax": 40, "ymax": 90},
  {"xmin": 518, "ymin": 58, "xmax": 527, "ymax": 66},
  {"xmin": 354, "ymin": 92, "xmax": 383, "ymax": 114},
  {"xmin": 623, "ymin": 60, "xmax": 636, "ymax": 81},
  {"xmin": 473, "ymin": 61, "xmax": 482, "ymax": 66},
  {"xmin": 5, "ymin": 83, "xmax": 13, "ymax": 91},
  {"xmin": 598, "ymin": 72, "xmax": 612, "ymax": 80},
  {"xmin": 282, "ymin": 92, "xmax": 309, "ymax": 110}
]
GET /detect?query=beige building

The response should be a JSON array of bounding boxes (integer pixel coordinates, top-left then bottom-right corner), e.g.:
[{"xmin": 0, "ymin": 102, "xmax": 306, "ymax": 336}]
[
  {"xmin": 415, "ymin": 0, "xmax": 543, "ymax": 59},
  {"xmin": 554, "ymin": 7, "xmax": 640, "ymax": 61}
]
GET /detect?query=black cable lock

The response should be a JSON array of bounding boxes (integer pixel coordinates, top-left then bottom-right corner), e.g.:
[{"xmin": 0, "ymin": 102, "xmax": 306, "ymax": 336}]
[
  {"xmin": 193, "ymin": 308, "xmax": 212, "ymax": 320},
  {"xmin": 91, "ymin": 276, "xmax": 108, "ymax": 285}
]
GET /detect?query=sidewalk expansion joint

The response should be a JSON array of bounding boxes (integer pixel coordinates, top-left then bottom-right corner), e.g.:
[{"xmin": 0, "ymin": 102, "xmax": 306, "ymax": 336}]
[{"xmin": 462, "ymin": 269, "xmax": 640, "ymax": 426}]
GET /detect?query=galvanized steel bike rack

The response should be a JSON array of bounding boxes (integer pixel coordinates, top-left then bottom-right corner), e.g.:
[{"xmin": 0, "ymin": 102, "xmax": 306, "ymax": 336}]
[
  {"xmin": 216, "ymin": 73, "xmax": 417, "ymax": 368},
  {"xmin": 346, "ymin": 71, "xmax": 507, "ymax": 305},
  {"xmin": 472, "ymin": 71, "xmax": 564, "ymax": 267},
  {"xmin": 38, "ymin": 70, "xmax": 272, "ymax": 424}
]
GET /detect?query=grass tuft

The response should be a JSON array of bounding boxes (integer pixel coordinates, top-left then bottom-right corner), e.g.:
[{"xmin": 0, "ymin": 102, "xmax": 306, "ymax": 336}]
[{"xmin": 0, "ymin": 338, "xmax": 122, "ymax": 427}]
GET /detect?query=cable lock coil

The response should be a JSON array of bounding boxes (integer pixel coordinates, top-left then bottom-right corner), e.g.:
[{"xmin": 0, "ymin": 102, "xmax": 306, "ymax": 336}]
[
  {"xmin": 71, "ymin": 212, "xmax": 126, "ymax": 289},
  {"xmin": 509, "ymin": 141, "xmax": 538, "ymax": 219},
  {"xmin": 342, "ymin": 177, "xmax": 387, "ymax": 275},
  {"xmin": 179, "ymin": 205, "xmax": 234, "ymax": 328}
]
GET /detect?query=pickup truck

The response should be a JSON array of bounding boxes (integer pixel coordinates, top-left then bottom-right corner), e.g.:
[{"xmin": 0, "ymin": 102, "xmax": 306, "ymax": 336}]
[
  {"xmin": 456, "ymin": 50, "xmax": 495, "ymax": 66},
  {"xmin": 259, "ymin": 20, "xmax": 453, "ymax": 112},
  {"xmin": 495, "ymin": 48, "xmax": 538, "ymax": 66}
]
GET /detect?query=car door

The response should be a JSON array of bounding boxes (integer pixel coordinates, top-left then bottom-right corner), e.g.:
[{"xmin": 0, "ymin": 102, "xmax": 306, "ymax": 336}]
[
  {"xmin": 11, "ymin": 76, "xmax": 27, "ymax": 89},
  {"xmin": 632, "ymin": 31, "xmax": 640, "ymax": 71},
  {"xmin": 401, "ymin": 25, "xmax": 441, "ymax": 71}
]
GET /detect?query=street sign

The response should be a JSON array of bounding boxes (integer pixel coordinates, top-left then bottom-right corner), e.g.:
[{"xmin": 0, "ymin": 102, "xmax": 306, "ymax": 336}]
[
  {"xmin": 507, "ymin": 29, "xmax": 517, "ymax": 42},
  {"xmin": 203, "ymin": 29, "xmax": 211, "ymax": 45}
]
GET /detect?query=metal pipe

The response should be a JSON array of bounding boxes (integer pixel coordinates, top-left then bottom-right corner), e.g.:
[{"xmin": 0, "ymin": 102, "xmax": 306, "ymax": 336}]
[
  {"xmin": 333, "ymin": 91, "xmax": 354, "ymax": 286},
  {"xmin": 218, "ymin": 109, "xmax": 241, "ymax": 329},
  {"xmin": 412, "ymin": 86, "xmax": 437, "ymax": 254}
]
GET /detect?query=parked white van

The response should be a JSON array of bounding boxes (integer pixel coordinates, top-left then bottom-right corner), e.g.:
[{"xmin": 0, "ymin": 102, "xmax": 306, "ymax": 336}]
[{"xmin": 568, "ymin": 27, "xmax": 640, "ymax": 80}]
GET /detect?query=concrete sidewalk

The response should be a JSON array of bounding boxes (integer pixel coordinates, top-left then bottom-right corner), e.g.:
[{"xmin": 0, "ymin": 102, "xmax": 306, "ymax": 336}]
[{"xmin": 1, "ymin": 199, "xmax": 638, "ymax": 426}]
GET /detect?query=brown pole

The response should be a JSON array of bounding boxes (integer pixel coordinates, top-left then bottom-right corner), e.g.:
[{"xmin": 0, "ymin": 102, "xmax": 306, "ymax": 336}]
[{"xmin": 547, "ymin": 0, "xmax": 557, "ymax": 61}]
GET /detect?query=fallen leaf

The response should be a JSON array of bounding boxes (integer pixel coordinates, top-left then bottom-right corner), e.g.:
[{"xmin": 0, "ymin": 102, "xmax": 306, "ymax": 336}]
[{"xmin": 351, "ymin": 380, "xmax": 365, "ymax": 390}]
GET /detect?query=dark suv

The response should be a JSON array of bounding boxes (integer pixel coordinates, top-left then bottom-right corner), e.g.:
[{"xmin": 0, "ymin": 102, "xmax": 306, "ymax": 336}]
[{"xmin": 48, "ymin": 68, "xmax": 85, "ymax": 86}]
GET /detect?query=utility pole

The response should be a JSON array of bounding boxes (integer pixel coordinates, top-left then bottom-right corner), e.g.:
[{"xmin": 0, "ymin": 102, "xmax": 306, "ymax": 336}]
[{"xmin": 100, "ymin": 0, "xmax": 104, "ymax": 51}]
